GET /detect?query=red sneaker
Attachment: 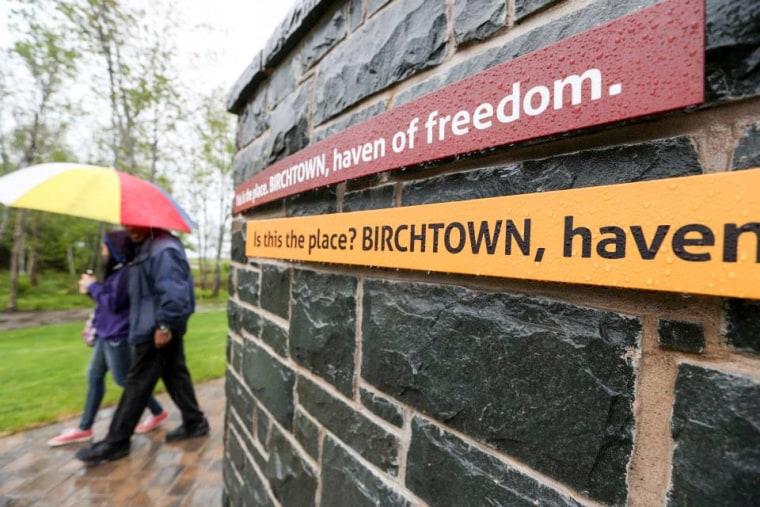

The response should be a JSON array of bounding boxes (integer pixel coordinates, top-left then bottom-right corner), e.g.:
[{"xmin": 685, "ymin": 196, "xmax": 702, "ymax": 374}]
[
  {"xmin": 135, "ymin": 411, "xmax": 169, "ymax": 434},
  {"xmin": 48, "ymin": 428, "xmax": 93, "ymax": 447}
]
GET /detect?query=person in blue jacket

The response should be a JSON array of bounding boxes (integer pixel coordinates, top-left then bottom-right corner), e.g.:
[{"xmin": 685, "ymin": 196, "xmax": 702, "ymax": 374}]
[
  {"xmin": 48, "ymin": 230, "xmax": 168, "ymax": 447},
  {"xmin": 76, "ymin": 226, "xmax": 208, "ymax": 464}
]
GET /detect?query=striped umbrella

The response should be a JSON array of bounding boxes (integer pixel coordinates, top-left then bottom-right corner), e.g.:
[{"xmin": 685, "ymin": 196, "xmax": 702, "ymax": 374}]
[{"xmin": 0, "ymin": 163, "xmax": 196, "ymax": 232}]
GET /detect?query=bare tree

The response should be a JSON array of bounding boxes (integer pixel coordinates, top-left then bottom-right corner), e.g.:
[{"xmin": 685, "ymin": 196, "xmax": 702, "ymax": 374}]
[
  {"xmin": 5, "ymin": 3, "xmax": 78, "ymax": 309},
  {"xmin": 192, "ymin": 89, "xmax": 235, "ymax": 297}
]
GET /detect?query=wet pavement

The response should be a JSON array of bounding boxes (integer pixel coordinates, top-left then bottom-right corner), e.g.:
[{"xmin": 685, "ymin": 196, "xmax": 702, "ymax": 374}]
[{"xmin": 0, "ymin": 378, "xmax": 225, "ymax": 506}]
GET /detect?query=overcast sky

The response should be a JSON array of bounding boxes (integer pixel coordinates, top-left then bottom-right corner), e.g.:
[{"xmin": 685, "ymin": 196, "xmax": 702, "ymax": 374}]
[
  {"xmin": 163, "ymin": 0, "xmax": 298, "ymax": 94},
  {"xmin": 0, "ymin": 0, "xmax": 298, "ymax": 95}
]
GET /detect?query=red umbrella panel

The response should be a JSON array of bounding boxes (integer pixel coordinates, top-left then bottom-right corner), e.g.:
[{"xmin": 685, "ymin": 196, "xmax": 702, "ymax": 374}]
[{"xmin": 0, "ymin": 163, "xmax": 196, "ymax": 232}]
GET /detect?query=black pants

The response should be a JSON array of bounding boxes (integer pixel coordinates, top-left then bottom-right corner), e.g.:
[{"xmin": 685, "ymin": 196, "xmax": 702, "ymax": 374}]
[{"xmin": 106, "ymin": 327, "xmax": 205, "ymax": 446}]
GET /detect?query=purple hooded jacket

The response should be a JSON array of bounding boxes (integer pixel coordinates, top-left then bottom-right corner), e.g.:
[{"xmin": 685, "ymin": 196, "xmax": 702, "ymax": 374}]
[{"xmin": 86, "ymin": 231, "xmax": 136, "ymax": 343}]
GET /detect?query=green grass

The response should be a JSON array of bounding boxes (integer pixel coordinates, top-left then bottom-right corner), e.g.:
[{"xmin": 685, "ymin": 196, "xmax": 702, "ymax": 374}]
[
  {"xmin": 0, "ymin": 271, "xmax": 91, "ymax": 311},
  {"xmin": 0, "ymin": 268, "xmax": 229, "ymax": 311},
  {"xmin": 0, "ymin": 310, "xmax": 227, "ymax": 435}
]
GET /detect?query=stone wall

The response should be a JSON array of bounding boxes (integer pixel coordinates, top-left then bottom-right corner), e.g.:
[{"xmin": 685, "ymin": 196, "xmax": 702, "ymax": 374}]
[{"xmin": 224, "ymin": 0, "xmax": 760, "ymax": 505}]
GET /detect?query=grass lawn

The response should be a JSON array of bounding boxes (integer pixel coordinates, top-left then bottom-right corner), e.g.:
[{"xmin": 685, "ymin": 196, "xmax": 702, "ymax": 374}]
[{"xmin": 0, "ymin": 310, "xmax": 227, "ymax": 435}]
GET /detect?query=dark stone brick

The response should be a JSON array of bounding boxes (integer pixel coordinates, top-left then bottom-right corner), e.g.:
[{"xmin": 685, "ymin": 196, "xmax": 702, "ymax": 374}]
[
  {"xmin": 257, "ymin": 407, "xmax": 270, "ymax": 448},
  {"xmin": 362, "ymin": 279, "xmax": 640, "ymax": 505},
  {"xmin": 266, "ymin": 426, "xmax": 319, "ymax": 506},
  {"xmin": 227, "ymin": 268, "xmax": 236, "ymax": 300},
  {"xmin": 237, "ymin": 269, "xmax": 260, "ymax": 307},
  {"xmin": 237, "ymin": 89, "xmax": 268, "ymax": 149},
  {"xmin": 243, "ymin": 340, "xmax": 295, "ymax": 430},
  {"xmin": 261, "ymin": 319, "xmax": 288, "ymax": 357},
  {"xmin": 244, "ymin": 453, "xmax": 277, "ymax": 507},
  {"xmin": 261, "ymin": 0, "xmax": 325, "ymax": 68},
  {"xmin": 313, "ymin": 0, "xmax": 447, "ymax": 124},
  {"xmin": 285, "ymin": 186, "xmax": 337, "ymax": 217},
  {"xmin": 290, "ymin": 270, "xmax": 357, "ymax": 396},
  {"xmin": 223, "ymin": 453, "xmax": 244, "ymax": 503},
  {"xmin": 408, "ymin": 417, "xmax": 584, "ymax": 506},
  {"xmin": 360, "ymin": 388, "xmax": 403, "ymax": 427},
  {"xmin": 402, "ymin": 137, "xmax": 701, "ymax": 206},
  {"xmin": 260, "ymin": 264, "xmax": 290, "ymax": 318},
  {"xmin": 232, "ymin": 137, "xmax": 268, "ymax": 188},
  {"xmin": 669, "ymin": 364, "xmax": 760, "ymax": 506},
  {"xmin": 298, "ymin": 375, "xmax": 399, "ymax": 475},
  {"xmin": 312, "ymin": 101, "xmax": 386, "ymax": 143},
  {"xmin": 228, "ymin": 426, "xmax": 276, "ymax": 507},
  {"xmin": 343, "ymin": 184, "xmax": 395, "ymax": 212},
  {"xmin": 453, "ymin": 0, "xmax": 505, "ymax": 45},
  {"xmin": 268, "ymin": 81, "xmax": 311, "ymax": 163},
  {"xmin": 241, "ymin": 305, "xmax": 262, "ymax": 337},
  {"xmin": 725, "ymin": 299, "xmax": 760, "ymax": 353},
  {"xmin": 705, "ymin": 0, "xmax": 760, "ymax": 102},
  {"xmin": 658, "ymin": 320, "xmax": 705, "ymax": 353},
  {"xmin": 320, "ymin": 436, "xmax": 412, "ymax": 507},
  {"xmin": 227, "ymin": 422, "xmax": 246, "ymax": 476},
  {"xmin": 301, "ymin": 5, "xmax": 346, "ymax": 70},
  {"xmin": 732, "ymin": 122, "xmax": 760, "ymax": 170},
  {"xmin": 515, "ymin": 0, "xmax": 557, "ymax": 21},
  {"xmin": 227, "ymin": 51, "xmax": 262, "ymax": 114},
  {"xmin": 230, "ymin": 338, "xmax": 244, "ymax": 372},
  {"xmin": 266, "ymin": 58, "xmax": 298, "ymax": 110},
  {"xmin": 294, "ymin": 409, "xmax": 320, "ymax": 459},
  {"xmin": 229, "ymin": 403, "xmax": 267, "ymax": 473},
  {"xmin": 226, "ymin": 370, "xmax": 254, "ymax": 430},
  {"xmin": 230, "ymin": 229, "xmax": 246, "ymax": 265},
  {"xmin": 395, "ymin": 0, "xmax": 657, "ymax": 106},
  {"xmin": 227, "ymin": 300, "xmax": 244, "ymax": 335},
  {"xmin": 349, "ymin": 0, "xmax": 363, "ymax": 32}
]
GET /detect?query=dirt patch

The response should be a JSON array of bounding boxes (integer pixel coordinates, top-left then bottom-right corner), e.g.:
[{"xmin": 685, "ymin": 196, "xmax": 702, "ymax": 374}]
[{"xmin": 0, "ymin": 309, "xmax": 93, "ymax": 332}]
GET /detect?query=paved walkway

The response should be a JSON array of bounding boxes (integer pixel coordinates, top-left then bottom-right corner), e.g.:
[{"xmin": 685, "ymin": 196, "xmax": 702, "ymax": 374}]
[{"xmin": 0, "ymin": 378, "xmax": 225, "ymax": 506}]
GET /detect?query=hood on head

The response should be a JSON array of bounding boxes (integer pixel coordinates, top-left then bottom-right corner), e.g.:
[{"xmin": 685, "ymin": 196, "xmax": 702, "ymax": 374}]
[{"xmin": 104, "ymin": 230, "xmax": 137, "ymax": 265}]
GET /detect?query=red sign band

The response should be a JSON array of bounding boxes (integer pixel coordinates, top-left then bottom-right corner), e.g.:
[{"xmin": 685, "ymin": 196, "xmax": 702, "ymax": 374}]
[{"xmin": 234, "ymin": 0, "xmax": 704, "ymax": 213}]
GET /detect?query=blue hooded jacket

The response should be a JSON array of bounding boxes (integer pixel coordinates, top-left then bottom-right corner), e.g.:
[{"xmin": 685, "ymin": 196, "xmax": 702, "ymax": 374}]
[
  {"xmin": 87, "ymin": 231, "xmax": 136, "ymax": 342},
  {"xmin": 127, "ymin": 229, "xmax": 196, "ymax": 345}
]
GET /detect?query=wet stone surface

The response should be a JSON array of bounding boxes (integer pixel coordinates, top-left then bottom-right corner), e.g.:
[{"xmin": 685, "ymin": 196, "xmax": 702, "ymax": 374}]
[
  {"xmin": 401, "ymin": 137, "xmax": 701, "ymax": 206},
  {"xmin": 313, "ymin": 0, "xmax": 447, "ymax": 124},
  {"xmin": 243, "ymin": 340, "xmax": 295, "ymax": 430},
  {"xmin": 705, "ymin": 0, "xmax": 760, "ymax": 102},
  {"xmin": 320, "ymin": 436, "xmax": 411, "ymax": 507},
  {"xmin": 732, "ymin": 122, "xmax": 760, "ymax": 170},
  {"xmin": 515, "ymin": 0, "xmax": 558, "ymax": 21},
  {"xmin": 297, "ymin": 376, "xmax": 399, "ymax": 476},
  {"xmin": 725, "ymin": 299, "xmax": 760, "ymax": 354},
  {"xmin": 453, "ymin": 0, "xmax": 506, "ymax": 45},
  {"xmin": 669, "ymin": 364, "xmax": 760, "ymax": 506},
  {"xmin": 407, "ymin": 417, "xmax": 583, "ymax": 506},
  {"xmin": 265, "ymin": 426, "xmax": 318, "ymax": 506},
  {"xmin": 362, "ymin": 278, "xmax": 640, "ymax": 505},
  {"xmin": 290, "ymin": 269, "xmax": 357, "ymax": 396},
  {"xmin": 658, "ymin": 320, "xmax": 705, "ymax": 354}
]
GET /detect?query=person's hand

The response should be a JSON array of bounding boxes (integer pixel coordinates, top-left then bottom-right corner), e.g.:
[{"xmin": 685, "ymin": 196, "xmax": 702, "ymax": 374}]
[
  {"xmin": 154, "ymin": 327, "xmax": 172, "ymax": 348},
  {"xmin": 78, "ymin": 274, "xmax": 96, "ymax": 294}
]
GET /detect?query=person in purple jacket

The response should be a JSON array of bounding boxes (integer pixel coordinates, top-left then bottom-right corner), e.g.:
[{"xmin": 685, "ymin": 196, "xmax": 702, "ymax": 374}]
[
  {"xmin": 47, "ymin": 231, "xmax": 168, "ymax": 447},
  {"xmin": 75, "ymin": 227, "xmax": 207, "ymax": 465}
]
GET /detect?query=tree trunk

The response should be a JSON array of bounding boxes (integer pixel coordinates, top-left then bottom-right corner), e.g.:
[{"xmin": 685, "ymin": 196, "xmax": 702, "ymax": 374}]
[
  {"xmin": 7, "ymin": 210, "xmax": 25, "ymax": 311},
  {"xmin": 0, "ymin": 207, "xmax": 8, "ymax": 238},
  {"xmin": 66, "ymin": 244, "xmax": 76, "ymax": 276},
  {"xmin": 28, "ymin": 217, "xmax": 39, "ymax": 286}
]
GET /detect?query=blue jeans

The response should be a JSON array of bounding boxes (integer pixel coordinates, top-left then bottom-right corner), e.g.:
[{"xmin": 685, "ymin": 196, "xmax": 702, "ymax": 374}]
[{"xmin": 79, "ymin": 339, "xmax": 164, "ymax": 430}]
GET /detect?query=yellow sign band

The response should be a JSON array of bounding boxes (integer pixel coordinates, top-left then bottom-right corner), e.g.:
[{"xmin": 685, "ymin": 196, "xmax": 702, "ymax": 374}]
[{"xmin": 246, "ymin": 168, "xmax": 760, "ymax": 299}]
